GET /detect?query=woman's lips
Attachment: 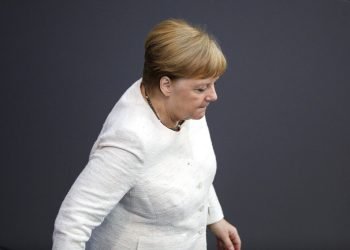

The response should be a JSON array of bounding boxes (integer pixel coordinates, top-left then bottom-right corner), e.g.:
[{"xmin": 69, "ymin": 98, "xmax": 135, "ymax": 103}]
[{"xmin": 199, "ymin": 104, "xmax": 209, "ymax": 109}]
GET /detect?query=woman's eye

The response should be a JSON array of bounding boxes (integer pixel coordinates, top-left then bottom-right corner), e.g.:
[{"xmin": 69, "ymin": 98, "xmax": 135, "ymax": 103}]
[{"xmin": 196, "ymin": 88, "xmax": 206, "ymax": 92}]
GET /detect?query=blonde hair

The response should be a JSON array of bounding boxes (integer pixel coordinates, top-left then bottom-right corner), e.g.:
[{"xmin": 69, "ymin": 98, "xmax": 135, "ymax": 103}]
[{"xmin": 142, "ymin": 19, "xmax": 227, "ymax": 89}]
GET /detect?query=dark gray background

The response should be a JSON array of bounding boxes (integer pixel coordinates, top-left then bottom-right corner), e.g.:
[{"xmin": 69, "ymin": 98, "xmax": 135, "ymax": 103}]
[{"xmin": 1, "ymin": 0, "xmax": 349, "ymax": 249}]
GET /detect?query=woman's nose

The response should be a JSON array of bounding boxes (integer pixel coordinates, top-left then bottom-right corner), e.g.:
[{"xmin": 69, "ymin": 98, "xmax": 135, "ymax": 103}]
[{"xmin": 206, "ymin": 85, "xmax": 218, "ymax": 102}]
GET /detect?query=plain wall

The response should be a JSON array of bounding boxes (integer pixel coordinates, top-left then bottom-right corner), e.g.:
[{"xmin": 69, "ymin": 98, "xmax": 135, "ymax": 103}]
[{"xmin": 1, "ymin": 0, "xmax": 349, "ymax": 249}]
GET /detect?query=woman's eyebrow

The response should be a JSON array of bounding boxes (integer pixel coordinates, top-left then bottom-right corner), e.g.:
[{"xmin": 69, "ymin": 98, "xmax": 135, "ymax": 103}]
[
  {"xmin": 198, "ymin": 80, "xmax": 214, "ymax": 85},
  {"xmin": 194, "ymin": 83, "xmax": 210, "ymax": 88}
]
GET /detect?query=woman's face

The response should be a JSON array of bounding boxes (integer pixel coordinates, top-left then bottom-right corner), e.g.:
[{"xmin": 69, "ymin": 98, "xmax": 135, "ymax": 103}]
[{"xmin": 168, "ymin": 77, "xmax": 219, "ymax": 121}]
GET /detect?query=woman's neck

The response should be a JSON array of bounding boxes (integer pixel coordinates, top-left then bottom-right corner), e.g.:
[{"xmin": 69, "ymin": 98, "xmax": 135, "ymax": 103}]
[{"xmin": 141, "ymin": 84, "xmax": 180, "ymax": 130}]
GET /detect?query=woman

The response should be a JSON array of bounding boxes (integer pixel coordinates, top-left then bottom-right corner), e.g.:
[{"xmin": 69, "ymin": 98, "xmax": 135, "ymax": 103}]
[{"xmin": 53, "ymin": 19, "xmax": 241, "ymax": 250}]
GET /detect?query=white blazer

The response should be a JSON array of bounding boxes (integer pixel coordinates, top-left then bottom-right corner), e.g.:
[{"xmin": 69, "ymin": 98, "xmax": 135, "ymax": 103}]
[{"xmin": 53, "ymin": 79, "xmax": 224, "ymax": 250}]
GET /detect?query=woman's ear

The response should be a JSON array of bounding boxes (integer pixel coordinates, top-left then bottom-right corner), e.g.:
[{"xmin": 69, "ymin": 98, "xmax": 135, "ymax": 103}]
[{"xmin": 159, "ymin": 76, "xmax": 173, "ymax": 97}]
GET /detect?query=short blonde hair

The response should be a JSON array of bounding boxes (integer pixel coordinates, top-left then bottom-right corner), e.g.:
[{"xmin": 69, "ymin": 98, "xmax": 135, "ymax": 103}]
[{"xmin": 142, "ymin": 19, "xmax": 227, "ymax": 89}]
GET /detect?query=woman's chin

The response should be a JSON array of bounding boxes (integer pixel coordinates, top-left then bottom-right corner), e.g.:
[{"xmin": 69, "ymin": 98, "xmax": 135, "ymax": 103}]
[{"xmin": 190, "ymin": 110, "xmax": 206, "ymax": 120}]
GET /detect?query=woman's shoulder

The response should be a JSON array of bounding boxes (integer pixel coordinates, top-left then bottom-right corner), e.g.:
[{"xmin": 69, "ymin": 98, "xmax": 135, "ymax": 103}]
[{"xmin": 95, "ymin": 79, "xmax": 160, "ymax": 147}]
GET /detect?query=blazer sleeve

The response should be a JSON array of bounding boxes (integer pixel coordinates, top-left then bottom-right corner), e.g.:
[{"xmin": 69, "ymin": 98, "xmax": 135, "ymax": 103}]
[
  {"xmin": 52, "ymin": 129, "xmax": 143, "ymax": 250},
  {"xmin": 207, "ymin": 184, "xmax": 224, "ymax": 225}
]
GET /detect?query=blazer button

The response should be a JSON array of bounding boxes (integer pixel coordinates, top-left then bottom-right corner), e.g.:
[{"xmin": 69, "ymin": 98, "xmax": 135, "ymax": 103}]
[{"xmin": 197, "ymin": 182, "xmax": 202, "ymax": 189}]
